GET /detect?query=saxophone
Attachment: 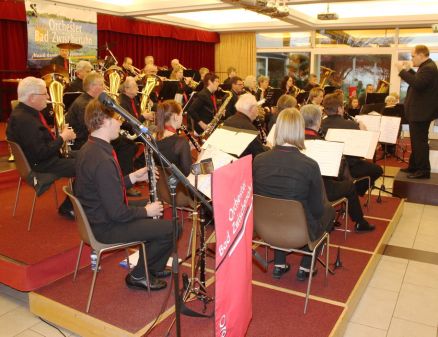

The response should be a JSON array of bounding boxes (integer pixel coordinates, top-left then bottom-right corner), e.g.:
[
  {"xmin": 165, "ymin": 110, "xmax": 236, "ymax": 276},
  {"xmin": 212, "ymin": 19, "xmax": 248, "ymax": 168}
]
[
  {"xmin": 200, "ymin": 89, "xmax": 232, "ymax": 140},
  {"xmin": 179, "ymin": 125, "xmax": 202, "ymax": 152},
  {"xmin": 49, "ymin": 80, "xmax": 71, "ymax": 157}
]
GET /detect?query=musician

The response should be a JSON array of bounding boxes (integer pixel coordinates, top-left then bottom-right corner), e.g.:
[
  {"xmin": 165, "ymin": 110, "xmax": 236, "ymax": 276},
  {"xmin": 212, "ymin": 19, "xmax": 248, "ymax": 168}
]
[
  {"xmin": 195, "ymin": 67, "xmax": 210, "ymax": 91},
  {"xmin": 6, "ymin": 77, "xmax": 76, "ymax": 218},
  {"xmin": 301, "ymin": 104, "xmax": 375, "ymax": 232},
  {"xmin": 304, "ymin": 73, "xmax": 319, "ymax": 91},
  {"xmin": 307, "ymin": 87, "xmax": 324, "ymax": 107},
  {"xmin": 50, "ymin": 47, "xmax": 69, "ymax": 71},
  {"xmin": 253, "ymin": 108, "xmax": 335, "ymax": 281},
  {"xmin": 120, "ymin": 77, "xmax": 155, "ymax": 126},
  {"xmin": 170, "ymin": 59, "xmax": 181, "ymax": 71},
  {"xmin": 280, "ymin": 76, "xmax": 295, "ymax": 96},
  {"xmin": 65, "ymin": 60, "xmax": 93, "ymax": 93},
  {"xmin": 225, "ymin": 76, "xmax": 245, "ymax": 119},
  {"xmin": 223, "ymin": 93, "xmax": 268, "ymax": 158},
  {"xmin": 141, "ymin": 64, "xmax": 160, "ymax": 104},
  {"xmin": 320, "ymin": 93, "xmax": 383, "ymax": 196},
  {"xmin": 145, "ymin": 55, "xmax": 154, "ymax": 67},
  {"xmin": 187, "ymin": 73, "xmax": 220, "ymax": 135},
  {"xmin": 75, "ymin": 98, "xmax": 173, "ymax": 291},
  {"xmin": 244, "ymin": 75, "xmax": 258, "ymax": 96},
  {"xmin": 267, "ymin": 94, "xmax": 297, "ymax": 133},
  {"xmin": 155, "ymin": 100, "xmax": 192, "ymax": 176},
  {"xmin": 358, "ymin": 84, "xmax": 375, "ymax": 106},
  {"xmin": 66, "ymin": 72, "xmax": 105, "ymax": 150},
  {"xmin": 398, "ymin": 45, "xmax": 438, "ymax": 179},
  {"xmin": 255, "ymin": 76, "xmax": 270, "ymax": 101},
  {"xmin": 347, "ymin": 96, "xmax": 361, "ymax": 117},
  {"xmin": 170, "ymin": 66, "xmax": 192, "ymax": 106},
  {"xmin": 223, "ymin": 67, "xmax": 237, "ymax": 87},
  {"xmin": 122, "ymin": 57, "xmax": 137, "ymax": 77}
]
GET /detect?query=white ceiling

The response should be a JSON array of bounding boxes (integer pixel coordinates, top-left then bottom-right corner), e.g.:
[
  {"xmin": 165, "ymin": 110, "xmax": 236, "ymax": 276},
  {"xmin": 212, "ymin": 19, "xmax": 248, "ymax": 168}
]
[{"xmin": 46, "ymin": 0, "xmax": 438, "ymax": 32}]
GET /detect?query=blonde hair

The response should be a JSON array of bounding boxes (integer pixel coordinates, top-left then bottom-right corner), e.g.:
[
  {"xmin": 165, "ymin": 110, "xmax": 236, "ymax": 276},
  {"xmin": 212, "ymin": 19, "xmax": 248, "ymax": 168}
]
[{"xmin": 274, "ymin": 108, "xmax": 305, "ymax": 149}]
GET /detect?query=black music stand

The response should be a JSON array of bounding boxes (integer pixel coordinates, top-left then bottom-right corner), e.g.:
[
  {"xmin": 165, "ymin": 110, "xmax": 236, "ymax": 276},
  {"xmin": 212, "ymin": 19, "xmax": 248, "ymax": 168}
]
[
  {"xmin": 159, "ymin": 80, "xmax": 179, "ymax": 101},
  {"xmin": 382, "ymin": 104, "xmax": 408, "ymax": 163},
  {"xmin": 157, "ymin": 70, "xmax": 171, "ymax": 78},
  {"xmin": 347, "ymin": 108, "xmax": 361, "ymax": 117},
  {"xmin": 323, "ymin": 86, "xmax": 338, "ymax": 95},
  {"xmin": 296, "ymin": 91, "xmax": 310, "ymax": 105},
  {"xmin": 360, "ymin": 103, "xmax": 385, "ymax": 115},
  {"xmin": 183, "ymin": 69, "xmax": 196, "ymax": 78},
  {"xmin": 264, "ymin": 88, "xmax": 282, "ymax": 107},
  {"xmin": 365, "ymin": 92, "xmax": 388, "ymax": 104}
]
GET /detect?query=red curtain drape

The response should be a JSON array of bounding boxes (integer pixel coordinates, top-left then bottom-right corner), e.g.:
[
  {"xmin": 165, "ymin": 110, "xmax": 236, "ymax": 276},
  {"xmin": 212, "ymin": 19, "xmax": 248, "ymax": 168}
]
[{"xmin": 98, "ymin": 31, "xmax": 215, "ymax": 71}]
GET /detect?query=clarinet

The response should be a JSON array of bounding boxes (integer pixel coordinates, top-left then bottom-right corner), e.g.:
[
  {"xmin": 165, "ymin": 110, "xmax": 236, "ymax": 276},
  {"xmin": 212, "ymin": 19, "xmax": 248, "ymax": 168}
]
[
  {"xmin": 254, "ymin": 116, "xmax": 267, "ymax": 145},
  {"xmin": 143, "ymin": 136, "xmax": 158, "ymax": 218},
  {"xmin": 179, "ymin": 125, "xmax": 202, "ymax": 152}
]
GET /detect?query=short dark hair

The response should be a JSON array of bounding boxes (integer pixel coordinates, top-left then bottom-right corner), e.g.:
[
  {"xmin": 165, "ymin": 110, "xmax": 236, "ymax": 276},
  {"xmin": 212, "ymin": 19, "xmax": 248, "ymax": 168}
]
[
  {"xmin": 85, "ymin": 98, "xmax": 114, "ymax": 132},
  {"xmin": 230, "ymin": 76, "xmax": 243, "ymax": 85},
  {"xmin": 203, "ymin": 72, "xmax": 219, "ymax": 86},
  {"xmin": 414, "ymin": 44, "xmax": 430, "ymax": 57},
  {"xmin": 322, "ymin": 93, "xmax": 343, "ymax": 115}
]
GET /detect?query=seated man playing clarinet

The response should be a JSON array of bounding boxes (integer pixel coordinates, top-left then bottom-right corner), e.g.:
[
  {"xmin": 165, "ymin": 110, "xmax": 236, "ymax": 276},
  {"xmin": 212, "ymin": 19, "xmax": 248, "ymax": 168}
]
[{"xmin": 75, "ymin": 98, "xmax": 173, "ymax": 291}]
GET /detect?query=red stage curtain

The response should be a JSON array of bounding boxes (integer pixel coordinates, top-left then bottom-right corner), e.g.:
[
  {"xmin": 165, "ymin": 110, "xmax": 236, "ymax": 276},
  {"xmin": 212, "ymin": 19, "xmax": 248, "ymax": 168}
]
[{"xmin": 98, "ymin": 31, "xmax": 215, "ymax": 71}]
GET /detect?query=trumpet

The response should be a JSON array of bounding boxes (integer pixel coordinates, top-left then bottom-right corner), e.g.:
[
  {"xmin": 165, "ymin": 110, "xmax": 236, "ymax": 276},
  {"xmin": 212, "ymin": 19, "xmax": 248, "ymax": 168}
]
[
  {"xmin": 184, "ymin": 77, "xmax": 199, "ymax": 89},
  {"xmin": 128, "ymin": 65, "xmax": 142, "ymax": 76},
  {"xmin": 178, "ymin": 64, "xmax": 187, "ymax": 70},
  {"xmin": 292, "ymin": 85, "xmax": 305, "ymax": 97}
]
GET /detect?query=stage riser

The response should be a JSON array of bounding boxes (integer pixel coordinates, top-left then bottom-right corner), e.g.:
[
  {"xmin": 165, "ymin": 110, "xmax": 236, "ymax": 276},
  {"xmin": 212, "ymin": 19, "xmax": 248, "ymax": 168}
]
[{"xmin": 393, "ymin": 172, "xmax": 438, "ymax": 206}]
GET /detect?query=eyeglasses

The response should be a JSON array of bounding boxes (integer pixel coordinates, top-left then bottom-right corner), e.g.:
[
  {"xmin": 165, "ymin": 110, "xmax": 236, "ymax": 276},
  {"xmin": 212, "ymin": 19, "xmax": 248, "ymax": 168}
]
[{"xmin": 33, "ymin": 92, "xmax": 48, "ymax": 96}]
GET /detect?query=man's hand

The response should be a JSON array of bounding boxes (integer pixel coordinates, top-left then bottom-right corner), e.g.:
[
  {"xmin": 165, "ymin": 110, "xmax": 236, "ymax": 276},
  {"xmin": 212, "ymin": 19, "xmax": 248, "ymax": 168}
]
[
  {"xmin": 145, "ymin": 201, "xmax": 163, "ymax": 217},
  {"xmin": 142, "ymin": 110, "xmax": 155, "ymax": 121},
  {"xmin": 60, "ymin": 124, "xmax": 76, "ymax": 142},
  {"xmin": 130, "ymin": 167, "xmax": 148, "ymax": 184}
]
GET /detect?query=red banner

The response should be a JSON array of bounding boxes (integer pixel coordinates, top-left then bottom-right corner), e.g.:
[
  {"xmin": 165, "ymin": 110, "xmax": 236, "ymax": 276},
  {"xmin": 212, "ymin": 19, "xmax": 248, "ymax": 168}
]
[{"xmin": 212, "ymin": 155, "xmax": 253, "ymax": 337}]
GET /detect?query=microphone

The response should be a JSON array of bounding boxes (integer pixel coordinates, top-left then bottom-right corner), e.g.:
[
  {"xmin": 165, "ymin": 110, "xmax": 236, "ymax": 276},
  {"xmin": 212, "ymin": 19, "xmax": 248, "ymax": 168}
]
[{"xmin": 98, "ymin": 92, "xmax": 150, "ymax": 135}]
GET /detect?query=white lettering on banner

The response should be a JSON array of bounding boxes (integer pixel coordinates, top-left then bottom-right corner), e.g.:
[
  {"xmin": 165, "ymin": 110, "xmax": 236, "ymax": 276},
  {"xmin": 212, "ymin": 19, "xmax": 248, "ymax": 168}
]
[
  {"xmin": 219, "ymin": 314, "xmax": 227, "ymax": 337},
  {"xmin": 218, "ymin": 230, "xmax": 231, "ymax": 257},
  {"xmin": 228, "ymin": 182, "xmax": 246, "ymax": 222},
  {"xmin": 48, "ymin": 19, "xmax": 82, "ymax": 33}
]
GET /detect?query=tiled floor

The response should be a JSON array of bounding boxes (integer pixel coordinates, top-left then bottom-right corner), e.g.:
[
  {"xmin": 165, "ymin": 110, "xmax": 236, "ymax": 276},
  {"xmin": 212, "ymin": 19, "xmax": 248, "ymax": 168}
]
[{"xmin": 1, "ymin": 184, "xmax": 438, "ymax": 336}]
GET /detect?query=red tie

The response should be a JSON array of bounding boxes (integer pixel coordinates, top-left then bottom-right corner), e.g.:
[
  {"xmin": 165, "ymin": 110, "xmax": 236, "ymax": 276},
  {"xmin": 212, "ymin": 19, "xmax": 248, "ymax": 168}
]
[
  {"xmin": 111, "ymin": 149, "xmax": 128, "ymax": 205},
  {"xmin": 179, "ymin": 82, "xmax": 188, "ymax": 103},
  {"xmin": 130, "ymin": 98, "xmax": 139, "ymax": 118},
  {"xmin": 38, "ymin": 112, "xmax": 55, "ymax": 140},
  {"xmin": 64, "ymin": 58, "xmax": 68, "ymax": 70},
  {"xmin": 211, "ymin": 94, "xmax": 217, "ymax": 113}
]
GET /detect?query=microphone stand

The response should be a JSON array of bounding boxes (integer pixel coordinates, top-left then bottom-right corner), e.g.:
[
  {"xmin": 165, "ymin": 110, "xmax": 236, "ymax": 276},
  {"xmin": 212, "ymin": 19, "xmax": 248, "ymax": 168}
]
[{"xmin": 100, "ymin": 93, "xmax": 212, "ymax": 337}]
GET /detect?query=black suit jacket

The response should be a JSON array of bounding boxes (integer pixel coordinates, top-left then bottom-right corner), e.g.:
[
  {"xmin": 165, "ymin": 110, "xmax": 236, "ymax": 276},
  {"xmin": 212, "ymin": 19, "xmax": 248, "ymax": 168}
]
[
  {"xmin": 399, "ymin": 58, "xmax": 438, "ymax": 122},
  {"xmin": 187, "ymin": 87, "xmax": 216, "ymax": 134},
  {"xmin": 253, "ymin": 145, "xmax": 331, "ymax": 241},
  {"xmin": 223, "ymin": 112, "xmax": 267, "ymax": 159},
  {"xmin": 119, "ymin": 93, "xmax": 146, "ymax": 133},
  {"xmin": 65, "ymin": 78, "xmax": 83, "ymax": 93},
  {"xmin": 66, "ymin": 92, "xmax": 93, "ymax": 150},
  {"xmin": 224, "ymin": 90, "xmax": 239, "ymax": 119}
]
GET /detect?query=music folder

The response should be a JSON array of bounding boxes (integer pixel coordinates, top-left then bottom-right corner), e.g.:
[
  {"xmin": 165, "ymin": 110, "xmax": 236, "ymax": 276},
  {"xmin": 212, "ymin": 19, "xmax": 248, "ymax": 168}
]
[
  {"xmin": 157, "ymin": 70, "xmax": 171, "ymax": 78},
  {"xmin": 355, "ymin": 114, "xmax": 401, "ymax": 144},
  {"xmin": 158, "ymin": 80, "xmax": 179, "ymax": 100},
  {"xmin": 365, "ymin": 92, "xmax": 388, "ymax": 104},
  {"xmin": 325, "ymin": 128, "xmax": 380, "ymax": 159},
  {"xmin": 201, "ymin": 126, "xmax": 257, "ymax": 157},
  {"xmin": 302, "ymin": 140, "xmax": 344, "ymax": 177},
  {"xmin": 264, "ymin": 88, "xmax": 282, "ymax": 107}
]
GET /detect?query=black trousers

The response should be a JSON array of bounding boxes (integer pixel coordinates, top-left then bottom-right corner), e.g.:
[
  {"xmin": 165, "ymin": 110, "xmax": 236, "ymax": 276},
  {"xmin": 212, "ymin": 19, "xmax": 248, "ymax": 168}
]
[
  {"xmin": 324, "ymin": 179, "xmax": 364, "ymax": 223},
  {"xmin": 408, "ymin": 121, "xmax": 431, "ymax": 173},
  {"xmin": 348, "ymin": 159, "xmax": 383, "ymax": 196},
  {"xmin": 274, "ymin": 202, "xmax": 334, "ymax": 269},
  {"xmin": 95, "ymin": 216, "xmax": 173, "ymax": 278}
]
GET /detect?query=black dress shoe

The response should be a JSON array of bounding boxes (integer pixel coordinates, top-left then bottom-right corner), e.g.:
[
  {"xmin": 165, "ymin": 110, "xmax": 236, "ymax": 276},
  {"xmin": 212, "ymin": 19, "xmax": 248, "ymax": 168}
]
[
  {"xmin": 296, "ymin": 267, "xmax": 318, "ymax": 282},
  {"xmin": 272, "ymin": 263, "xmax": 291, "ymax": 279},
  {"xmin": 58, "ymin": 207, "xmax": 75, "ymax": 220},
  {"xmin": 126, "ymin": 188, "xmax": 142, "ymax": 197},
  {"xmin": 125, "ymin": 274, "xmax": 167, "ymax": 291},
  {"xmin": 407, "ymin": 171, "xmax": 430, "ymax": 179},
  {"xmin": 355, "ymin": 221, "xmax": 375, "ymax": 233},
  {"xmin": 400, "ymin": 167, "xmax": 416, "ymax": 173},
  {"xmin": 151, "ymin": 270, "xmax": 172, "ymax": 278}
]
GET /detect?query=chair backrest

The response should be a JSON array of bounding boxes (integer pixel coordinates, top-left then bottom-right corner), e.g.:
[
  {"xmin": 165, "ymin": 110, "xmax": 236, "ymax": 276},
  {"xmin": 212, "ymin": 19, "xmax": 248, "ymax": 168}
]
[
  {"xmin": 253, "ymin": 194, "xmax": 310, "ymax": 249},
  {"xmin": 7, "ymin": 141, "xmax": 32, "ymax": 179},
  {"xmin": 156, "ymin": 166, "xmax": 195, "ymax": 209},
  {"xmin": 62, "ymin": 186, "xmax": 99, "ymax": 249}
]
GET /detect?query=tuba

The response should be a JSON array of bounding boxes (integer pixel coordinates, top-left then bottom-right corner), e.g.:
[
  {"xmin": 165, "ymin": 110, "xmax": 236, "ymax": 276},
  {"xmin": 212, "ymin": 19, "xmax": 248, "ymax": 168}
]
[
  {"xmin": 48, "ymin": 80, "xmax": 70, "ymax": 156},
  {"xmin": 140, "ymin": 75, "xmax": 159, "ymax": 126},
  {"xmin": 376, "ymin": 79, "xmax": 390, "ymax": 93},
  {"xmin": 104, "ymin": 65, "xmax": 125, "ymax": 98},
  {"xmin": 319, "ymin": 66, "xmax": 335, "ymax": 88},
  {"xmin": 200, "ymin": 89, "xmax": 232, "ymax": 141}
]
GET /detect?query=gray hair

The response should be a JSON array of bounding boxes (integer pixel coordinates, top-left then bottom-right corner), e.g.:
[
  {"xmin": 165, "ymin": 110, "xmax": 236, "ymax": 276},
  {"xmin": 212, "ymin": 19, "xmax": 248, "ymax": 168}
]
[
  {"xmin": 244, "ymin": 75, "xmax": 256, "ymax": 88},
  {"xmin": 235, "ymin": 93, "xmax": 258, "ymax": 115},
  {"xmin": 257, "ymin": 75, "xmax": 269, "ymax": 85},
  {"xmin": 17, "ymin": 77, "xmax": 46, "ymax": 103},
  {"xmin": 300, "ymin": 104, "xmax": 322, "ymax": 129},
  {"xmin": 274, "ymin": 108, "xmax": 304, "ymax": 149},
  {"xmin": 120, "ymin": 76, "xmax": 136, "ymax": 93},
  {"xmin": 76, "ymin": 60, "xmax": 93, "ymax": 72},
  {"xmin": 385, "ymin": 95, "xmax": 397, "ymax": 105}
]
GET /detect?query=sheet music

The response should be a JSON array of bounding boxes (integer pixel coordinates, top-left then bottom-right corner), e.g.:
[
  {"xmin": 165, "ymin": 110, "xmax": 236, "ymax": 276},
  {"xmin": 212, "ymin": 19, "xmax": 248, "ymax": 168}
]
[
  {"xmin": 187, "ymin": 145, "xmax": 235, "ymax": 199},
  {"xmin": 266, "ymin": 123, "xmax": 276, "ymax": 146},
  {"xmin": 325, "ymin": 129, "xmax": 380, "ymax": 159},
  {"xmin": 202, "ymin": 127, "xmax": 257, "ymax": 157},
  {"xmin": 355, "ymin": 115, "xmax": 401, "ymax": 144},
  {"xmin": 302, "ymin": 140, "xmax": 345, "ymax": 177}
]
